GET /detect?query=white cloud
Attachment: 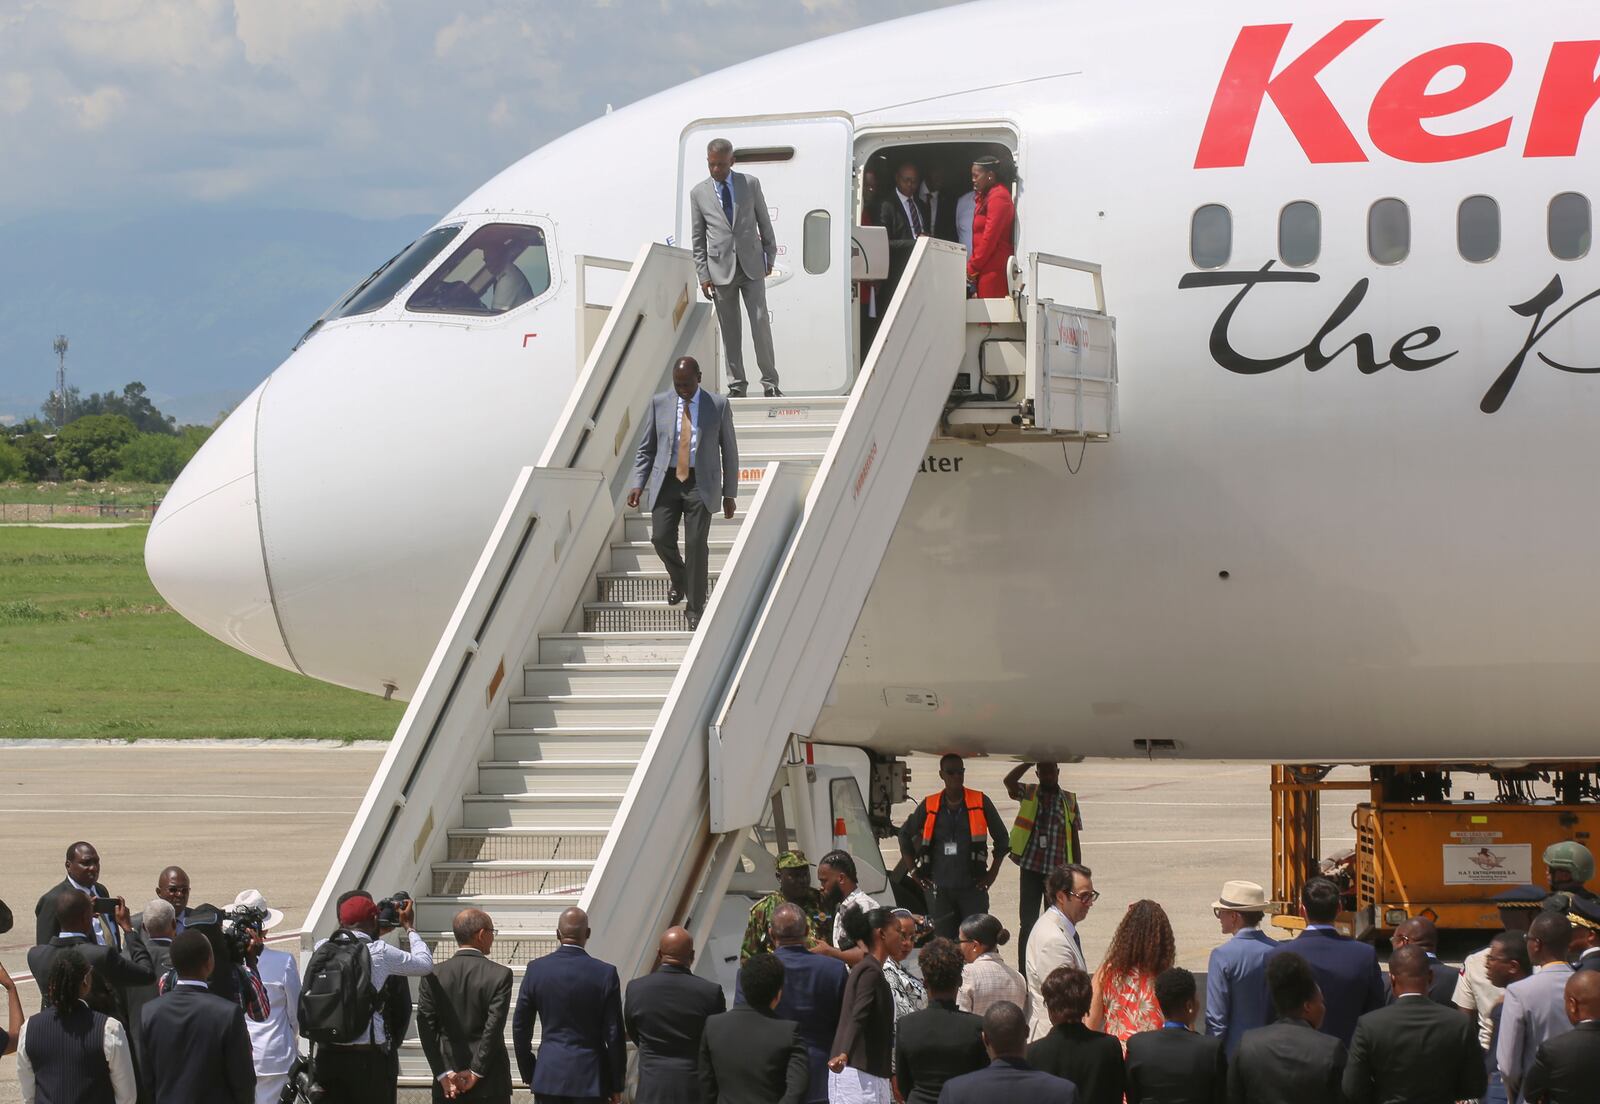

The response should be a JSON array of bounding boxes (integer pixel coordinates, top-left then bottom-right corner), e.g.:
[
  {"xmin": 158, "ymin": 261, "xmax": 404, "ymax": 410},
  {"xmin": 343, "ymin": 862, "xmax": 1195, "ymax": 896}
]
[{"xmin": 66, "ymin": 84, "xmax": 126, "ymax": 129}]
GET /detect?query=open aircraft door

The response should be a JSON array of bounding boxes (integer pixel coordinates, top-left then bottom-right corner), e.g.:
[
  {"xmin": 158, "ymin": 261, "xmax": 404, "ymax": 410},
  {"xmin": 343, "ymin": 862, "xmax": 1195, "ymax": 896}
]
[{"xmin": 678, "ymin": 113, "xmax": 854, "ymax": 395}]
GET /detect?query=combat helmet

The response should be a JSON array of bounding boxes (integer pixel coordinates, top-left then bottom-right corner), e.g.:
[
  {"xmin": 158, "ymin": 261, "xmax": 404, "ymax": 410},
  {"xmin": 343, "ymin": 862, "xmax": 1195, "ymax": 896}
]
[{"xmin": 1543, "ymin": 840, "xmax": 1596, "ymax": 883}]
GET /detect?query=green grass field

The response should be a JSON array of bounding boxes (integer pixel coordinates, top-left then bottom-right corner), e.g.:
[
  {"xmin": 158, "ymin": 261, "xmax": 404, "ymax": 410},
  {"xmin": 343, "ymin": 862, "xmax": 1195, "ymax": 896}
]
[{"xmin": 0, "ymin": 525, "xmax": 405, "ymax": 740}]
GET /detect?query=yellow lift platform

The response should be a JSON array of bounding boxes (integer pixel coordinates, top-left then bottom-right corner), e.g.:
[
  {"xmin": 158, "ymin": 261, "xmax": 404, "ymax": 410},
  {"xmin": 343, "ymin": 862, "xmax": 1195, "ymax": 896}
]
[{"xmin": 1271, "ymin": 763, "xmax": 1600, "ymax": 939}]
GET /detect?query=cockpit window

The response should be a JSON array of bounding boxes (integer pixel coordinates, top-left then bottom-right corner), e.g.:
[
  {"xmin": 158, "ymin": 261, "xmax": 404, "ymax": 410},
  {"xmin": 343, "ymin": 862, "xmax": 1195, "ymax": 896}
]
[
  {"xmin": 327, "ymin": 226, "xmax": 463, "ymax": 322},
  {"xmin": 406, "ymin": 223, "xmax": 551, "ymax": 316}
]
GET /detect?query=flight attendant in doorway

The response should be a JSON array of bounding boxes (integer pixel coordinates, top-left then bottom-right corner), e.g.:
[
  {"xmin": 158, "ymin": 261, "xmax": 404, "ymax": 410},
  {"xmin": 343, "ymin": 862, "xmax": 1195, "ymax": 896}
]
[{"xmin": 966, "ymin": 155, "xmax": 1015, "ymax": 299}]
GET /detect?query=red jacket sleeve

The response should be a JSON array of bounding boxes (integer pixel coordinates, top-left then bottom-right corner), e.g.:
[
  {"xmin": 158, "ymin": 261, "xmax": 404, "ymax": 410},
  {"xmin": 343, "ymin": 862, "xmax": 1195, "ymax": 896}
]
[{"xmin": 968, "ymin": 185, "xmax": 1015, "ymax": 276}]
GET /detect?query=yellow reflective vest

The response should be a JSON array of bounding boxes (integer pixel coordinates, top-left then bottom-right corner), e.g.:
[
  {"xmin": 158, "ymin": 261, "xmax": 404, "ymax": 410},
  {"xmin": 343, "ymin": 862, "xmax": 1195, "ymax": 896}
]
[{"xmin": 1009, "ymin": 784, "xmax": 1080, "ymax": 862}]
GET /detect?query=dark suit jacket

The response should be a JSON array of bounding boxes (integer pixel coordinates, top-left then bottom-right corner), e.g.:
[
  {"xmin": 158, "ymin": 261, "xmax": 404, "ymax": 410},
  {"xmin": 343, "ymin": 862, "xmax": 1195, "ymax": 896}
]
[
  {"xmin": 1574, "ymin": 949, "xmax": 1600, "ymax": 973},
  {"xmin": 925, "ymin": 189, "xmax": 959, "ymax": 244},
  {"xmin": 1341, "ymin": 994, "xmax": 1485, "ymax": 1104},
  {"xmin": 1026, "ymin": 1021, "xmax": 1126, "ymax": 1104},
  {"xmin": 877, "ymin": 191, "xmax": 930, "ymax": 294},
  {"xmin": 894, "ymin": 999, "xmax": 988, "ymax": 1104},
  {"xmin": 737, "ymin": 943, "xmax": 847, "ymax": 1103},
  {"xmin": 510, "ymin": 943, "xmax": 625, "ymax": 1097},
  {"xmin": 937, "ymin": 1056, "xmax": 1079, "ymax": 1104},
  {"xmin": 35, "ymin": 879, "xmax": 121, "ymax": 948},
  {"xmin": 139, "ymin": 983, "xmax": 255, "ymax": 1104},
  {"xmin": 1272, "ymin": 928, "xmax": 1386, "ymax": 1045},
  {"xmin": 1524, "ymin": 1019, "xmax": 1600, "ymax": 1103},
  {"xmin": 1226, "ymin": 1017, "xmax": 1345, "ymax": 1104},
  {"xmin": 27, "ymin": 934, "xmax": 154, "ymax": 1023},
  {"xmin": 1124, "ymin": 1027, "xmax": 1226, "ymax": 1104},
  {"xmin": 125, "ymin": 935, "xmax": 173, "ymax": 1083},
  {"xmin": 699, "ymin": 1005, "xmax": 808, "ymax": 1104},
  {"xmin": 417, "ymin": 947, "xmax": 514, "ymax": 1104},
  {"xmin": 624, "ymin": 962, "xmax": 725, "ymax": 1104},
  {"xmin": 831, "ymin": 953, "xmax": 894, "ymax": 1077}
]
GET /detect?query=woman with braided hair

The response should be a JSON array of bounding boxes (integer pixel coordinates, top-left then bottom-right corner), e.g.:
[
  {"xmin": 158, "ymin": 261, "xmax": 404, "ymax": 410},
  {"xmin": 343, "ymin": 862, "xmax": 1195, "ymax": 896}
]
[
  {"xmin": 1087, "ymin": 899, "xmax": 1176, "ymax": 1048},
  {"xmin": 16, "ymin": 948, "xmax": 136, "ymax": 1103}
]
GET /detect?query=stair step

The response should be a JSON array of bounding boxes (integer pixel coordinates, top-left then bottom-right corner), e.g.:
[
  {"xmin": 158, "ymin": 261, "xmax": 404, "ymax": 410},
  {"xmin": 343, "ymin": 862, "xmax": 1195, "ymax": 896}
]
[
  {"xmin": 595, "ymin": 571, "xmax": 718, "ymax": 604},
  {"xmin": 537, "ymin": 632, "xmax": 692, "ymax": 664},
  {"xmin": 733, "ymin": 421, "xmax": 840, "ymax": 441},
  {"xmin": 429, "ymin": 859, "xmax": 597, "ymax": 897},
  {"xmin": 493, "ymin": 727, "xmax": 651, "ymax": 761},
  {"xmin": 622, "ymin": 513, "xmax": 746, "ymax": 541},
  {"xmin": 609, "ymin": 540, "xmax": 733, "ymax": 573},
  {"xmin": 462, "ymin": 794, "xmax": 622, "ymax": 829},
  {"xmin": 523, "ymin": 662, "xmax": 681, "ymax": 695},
  {"xmin": 506, "ymin": 693, "xmax": 667, "ymax": 727},
  {"xmin": 478, "ymin": 758, "xmax": 640, "ymax": 793},
  {"xmin": 582, "ymin": 602, "xmax": 697, "ymax": 633},
  {"xmin": 414, "ymin": 894, "xmax": 581, "ymax": 931},
  {"xmin": 446, "ymin": 828, "xmax": 611, "ymax": 863}
]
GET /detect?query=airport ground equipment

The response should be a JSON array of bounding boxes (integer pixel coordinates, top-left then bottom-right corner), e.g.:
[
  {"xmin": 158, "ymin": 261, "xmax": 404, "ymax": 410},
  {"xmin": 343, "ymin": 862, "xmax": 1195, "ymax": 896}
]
[
  {"xmin": 1271, "ymin": 762, "xmax": 1600, "ymax": 939},
  {"xmin": 302, "ymin": 228, "xmax": 1116, "ymax": 1082}
]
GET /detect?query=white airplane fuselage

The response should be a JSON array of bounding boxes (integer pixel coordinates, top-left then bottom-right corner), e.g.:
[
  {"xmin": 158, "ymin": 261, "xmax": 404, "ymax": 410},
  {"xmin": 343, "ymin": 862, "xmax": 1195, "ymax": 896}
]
[{"xmin": 147, "ymin": 1, "xmax": 1600, "ymax": 763}]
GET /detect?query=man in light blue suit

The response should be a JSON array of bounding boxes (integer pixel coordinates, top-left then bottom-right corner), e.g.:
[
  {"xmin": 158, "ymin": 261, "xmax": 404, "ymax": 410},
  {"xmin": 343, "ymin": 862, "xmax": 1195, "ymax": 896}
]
[
  {"xmin": 627, "ymin": 356, "xmax": 738, "ymax": 629},
  {"xmin": 1204, "ymin": 878, "xmax": 1276, "ymax": 1058}
]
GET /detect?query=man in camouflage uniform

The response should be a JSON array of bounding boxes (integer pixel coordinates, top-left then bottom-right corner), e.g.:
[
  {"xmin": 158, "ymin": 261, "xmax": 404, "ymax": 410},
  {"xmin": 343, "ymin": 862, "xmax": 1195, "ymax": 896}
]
[{"xmin": 740, "ymin": 849, "xmax": 830, "ymax": 963}]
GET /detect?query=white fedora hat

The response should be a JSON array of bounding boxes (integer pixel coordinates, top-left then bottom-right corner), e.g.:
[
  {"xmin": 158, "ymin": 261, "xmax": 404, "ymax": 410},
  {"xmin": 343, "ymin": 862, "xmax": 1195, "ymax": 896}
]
[
  {"xmin": 1211, "ymin": 880, "xmax": 1268, "ymax": 911},
  {"xmin": 232, "ymin": 889, "xmax": 286, "ymax": 930}
]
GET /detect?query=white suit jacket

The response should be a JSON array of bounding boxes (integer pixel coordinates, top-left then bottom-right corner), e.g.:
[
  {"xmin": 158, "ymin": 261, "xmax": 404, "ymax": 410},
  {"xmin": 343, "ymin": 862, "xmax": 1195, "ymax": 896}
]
[{"xmin": 1025, "ymin": 908, "xmax": 1086, "ymax": 1042}]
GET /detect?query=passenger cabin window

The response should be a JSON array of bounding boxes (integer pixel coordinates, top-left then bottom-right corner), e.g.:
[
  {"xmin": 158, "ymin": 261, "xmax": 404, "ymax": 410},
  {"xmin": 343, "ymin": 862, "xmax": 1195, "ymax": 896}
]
[
  {"xmin": 1457, "ymin": 196, "xmax": 1500, "ymax": 263},
  {"xmin": 803, "ymin": 209, "xmax": 830, "ymax": 274},
  {"xmin": 326, "ymin": 226, "xmax": 463, "ymax": 321},
  {"xmin": 1368, "ymin": 199, "xmax": 1410, "ymax": 265},
  {"xmin": 1549, "ymin": 192, "xmax": 1592, "ymax": 260},
  {"xmin": 1279, "ymin": 201, "xmax": 1320, "ymax": 267},
  {"xmin": 406, "ymin": 223, "xmax": 551, "ymax": 315},
  {"xmin": 1190, "ymin": 204, "xmax": 1231, "ymax": 269}
]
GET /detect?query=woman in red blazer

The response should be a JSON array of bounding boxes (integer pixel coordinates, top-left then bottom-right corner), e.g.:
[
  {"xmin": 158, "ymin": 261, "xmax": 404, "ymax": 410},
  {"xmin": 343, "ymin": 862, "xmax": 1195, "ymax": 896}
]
[{"xmin": 967, "ymin": 156, "xmax": 1015, "ymax": 298}]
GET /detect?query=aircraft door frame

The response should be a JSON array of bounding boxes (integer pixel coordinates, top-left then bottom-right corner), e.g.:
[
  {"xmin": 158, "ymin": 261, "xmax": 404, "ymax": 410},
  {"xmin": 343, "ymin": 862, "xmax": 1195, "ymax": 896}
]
[{"xmin": 678, "ymin": 113, "xmax": 854, "ymax": 395}]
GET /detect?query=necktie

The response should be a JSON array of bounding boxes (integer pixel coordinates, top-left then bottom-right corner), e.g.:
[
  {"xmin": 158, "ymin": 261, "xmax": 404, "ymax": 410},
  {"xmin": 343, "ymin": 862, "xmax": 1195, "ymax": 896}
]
[
  {"xmin": 1073, "ymin": 930, "xmax": 1084, "ymax": 958},
  {"xmin": 909, "ymin": 197, "xmax": 923, "ymax": 236},
  {"xmin": 719, "ymin": 180, "xmax": 734, "ymax": 224},
  {"xmin": 676, "ymin": 400, "xmax": 692, "ymax": 481}
]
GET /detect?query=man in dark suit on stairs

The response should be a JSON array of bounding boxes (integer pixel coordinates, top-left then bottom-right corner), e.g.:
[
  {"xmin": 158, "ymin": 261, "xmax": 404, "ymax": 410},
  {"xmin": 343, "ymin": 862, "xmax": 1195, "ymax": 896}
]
[
  {"xmin": 139, "ymin": 929, "xmax": 255, "ymax": 1104},
  {"xmin": 1268, "ymin": 877, "xmax": 1386, "ymax": 1047},
  {"xmin": 418, "ymin": 908, "xmax": 514, "ymax": 1104},
  {"xmin": 1341, "ymin": 946, "xmax": 1485, "ymax": 1104},
  {"xmin": 625, "ymin": 926, "xmax": 725, "ymax": 1104},
  {"xmin": 1228, "ymin": 951, "xmax": 1345, "ymax": 1104},
  {"xmin": 628, "ymin": 356, "xmax": 739, "ymax": 631},
  {"xmin": 700, "ymin": 953, "xmax": 809, "ymax": 1104},
  {"xmin": 512, "ymin": 906, "xmax": 625, "ymax": 1104}
]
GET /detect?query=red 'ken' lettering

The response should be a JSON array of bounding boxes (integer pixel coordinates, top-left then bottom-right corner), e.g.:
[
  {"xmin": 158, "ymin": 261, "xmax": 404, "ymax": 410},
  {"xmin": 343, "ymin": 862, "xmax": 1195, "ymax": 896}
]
[
  {"xmin": 1369, "ymin": 43, "xmax": 1514, "ymax": 162},
  {"xmin": 1195, "ymin": 20, "xmax": 1380, "ymax": 169},
  {"xmin": 1525, "ymin": 41, "xmax": 1600, "ymax": 157}
]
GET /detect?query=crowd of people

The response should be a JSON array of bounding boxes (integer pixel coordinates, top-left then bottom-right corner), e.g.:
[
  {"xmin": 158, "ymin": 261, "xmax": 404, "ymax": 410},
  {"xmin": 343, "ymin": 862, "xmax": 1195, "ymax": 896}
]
[{"xmin": 5, "ymin": 776, "xmax": 1600, "ymax": 1104}]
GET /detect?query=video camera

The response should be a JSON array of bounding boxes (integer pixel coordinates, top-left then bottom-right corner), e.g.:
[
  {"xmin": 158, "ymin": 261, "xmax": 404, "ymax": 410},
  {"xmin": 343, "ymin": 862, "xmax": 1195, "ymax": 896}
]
[{"xmin": 375, "ymin": 891, "xmax": 411, "ymax": 929}]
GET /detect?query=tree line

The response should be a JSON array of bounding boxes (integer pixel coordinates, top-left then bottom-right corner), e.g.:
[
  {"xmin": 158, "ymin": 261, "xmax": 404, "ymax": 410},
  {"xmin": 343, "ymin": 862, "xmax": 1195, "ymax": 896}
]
[{"xmin": 0, "ymin": 382, "xmax": 218, "ymax": 484}]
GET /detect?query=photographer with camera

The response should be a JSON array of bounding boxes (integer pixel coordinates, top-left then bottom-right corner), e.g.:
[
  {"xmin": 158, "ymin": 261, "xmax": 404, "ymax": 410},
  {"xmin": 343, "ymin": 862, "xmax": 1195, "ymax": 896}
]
[
  {"xmin": 300, "ymin": 890, "xmax": 433, "ymax": 1104},
  {"xmin": 156, "ymin": 903, "xmax": 271, "ymax": 1023},
  {"xmin": 231, "ymin": 890, "xmax": 301, "ymax": 1104}
]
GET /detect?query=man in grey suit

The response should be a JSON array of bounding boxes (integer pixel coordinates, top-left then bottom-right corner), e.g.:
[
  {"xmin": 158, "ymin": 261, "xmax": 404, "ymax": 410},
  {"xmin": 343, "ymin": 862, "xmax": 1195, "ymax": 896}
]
[
  {"xmin": 691, "ymin": 136, "xmax": 781, "ymax": 397},
  {"xmin": 627, "ymin": 356, "xmax": 738, "ymax": 629}
]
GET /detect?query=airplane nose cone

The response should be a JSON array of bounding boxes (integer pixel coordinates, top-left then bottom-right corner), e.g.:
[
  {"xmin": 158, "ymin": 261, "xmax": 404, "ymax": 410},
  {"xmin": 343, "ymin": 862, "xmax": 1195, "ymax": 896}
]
[{"xmin": 144, "ymin": 382, "xmax": 298, "ymax": 672}]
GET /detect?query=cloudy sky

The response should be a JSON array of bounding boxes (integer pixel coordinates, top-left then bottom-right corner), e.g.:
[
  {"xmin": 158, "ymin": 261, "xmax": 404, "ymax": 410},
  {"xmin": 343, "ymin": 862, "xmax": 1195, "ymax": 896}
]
[{"xmin": 1, "ymin": 0, "xmax": 959, "ymax": 222}]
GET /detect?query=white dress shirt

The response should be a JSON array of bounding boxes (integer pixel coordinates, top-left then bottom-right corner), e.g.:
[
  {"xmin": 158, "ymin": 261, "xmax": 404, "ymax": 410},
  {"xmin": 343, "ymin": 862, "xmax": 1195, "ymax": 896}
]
[
  {"xmin": 17, "ymin": 1001, "xmax": 137, "ymax": 1104},
  {"xmin": 315, "ymin": 929, "xmax": 434, "ymax": 1047},
  {"xmin": 248, "ymin": 947, "xmax": 303, "ymax": 1074}
]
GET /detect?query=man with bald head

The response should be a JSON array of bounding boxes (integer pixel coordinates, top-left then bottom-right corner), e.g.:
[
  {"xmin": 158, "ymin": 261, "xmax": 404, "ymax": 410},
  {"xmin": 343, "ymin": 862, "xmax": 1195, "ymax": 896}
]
[
  {"xmin": 624, "ymin": 926, "xmax": 725, "ymax": 1103},
  {"xmin": 1389, "ymin": 916, "xmax": 1457, "ymax": 1006},
  {"xmin": 748, "ymin": 901, "xmax": 847, "ymax": 1104},
  {"xmin": 1343, "ymin": 945, "xmax": 1485, "ymax": 1103},
  {"xmin": 513, "ymin": 906, "xmax": 625, "ymax": 1103},
  {"xmin": 419, "ymin": 908, "xmax": 513, "ymax": 1103},
  {"xmin": 1523, "ymin": 970, "xmax": 1600, "ymax": 1101}
]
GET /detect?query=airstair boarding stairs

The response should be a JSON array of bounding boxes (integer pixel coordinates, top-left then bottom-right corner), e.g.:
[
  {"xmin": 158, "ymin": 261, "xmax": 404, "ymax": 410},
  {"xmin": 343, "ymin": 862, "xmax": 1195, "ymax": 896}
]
[{"xmin": 302, "ymin": 236, "xmax": 1095, "ymax": 1085}]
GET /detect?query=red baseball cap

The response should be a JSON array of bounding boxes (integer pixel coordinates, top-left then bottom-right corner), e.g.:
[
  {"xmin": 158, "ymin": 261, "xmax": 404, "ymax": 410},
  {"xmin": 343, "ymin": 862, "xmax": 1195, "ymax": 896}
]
[{"xmin": 338, "ymin": 895, "xmax": 378, "ymax": 927}]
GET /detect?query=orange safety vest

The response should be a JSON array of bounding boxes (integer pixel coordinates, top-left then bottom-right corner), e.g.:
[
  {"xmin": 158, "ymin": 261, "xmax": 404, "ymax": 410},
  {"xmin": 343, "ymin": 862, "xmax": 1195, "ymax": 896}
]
[{"xmin": 919, "ymin": 788, "xmax": 993, "ymax": 876}]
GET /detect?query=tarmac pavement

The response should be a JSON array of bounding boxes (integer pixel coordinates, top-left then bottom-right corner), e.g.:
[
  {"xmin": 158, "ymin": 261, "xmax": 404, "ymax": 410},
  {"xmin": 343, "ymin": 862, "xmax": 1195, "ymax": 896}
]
[{"xmin": 0, "ymin": 743, "xmax": 1361, "ymax": 1102}]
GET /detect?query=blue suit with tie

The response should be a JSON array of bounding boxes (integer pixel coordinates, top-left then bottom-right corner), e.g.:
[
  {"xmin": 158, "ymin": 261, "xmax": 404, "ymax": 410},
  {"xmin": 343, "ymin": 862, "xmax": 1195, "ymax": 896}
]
[
  {"xmin": 1271, "ymin": 926, "xmax": 1387, "ymax": 1046},
  {"xmin": 735, "ymin": 943, "xmax": 847, "ymax": 1103},
  {"xmin": 1205, "ymin": 926, "xmax": 1275, "ymax": 1057},
  {"xmin": 512, "ymin": 943, "xmax": 626, "ymax": 1101}
]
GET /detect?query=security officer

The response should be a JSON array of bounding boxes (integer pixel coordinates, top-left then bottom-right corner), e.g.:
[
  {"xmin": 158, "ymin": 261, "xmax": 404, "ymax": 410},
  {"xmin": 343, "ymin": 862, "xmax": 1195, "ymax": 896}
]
[
  {"xmin": 898, "ymin": 753, "xmax": 1009, "ymax": 939},
  {"xmin": 740, "ymin": 850, "xmax": 829, "ymax": 963},
  {"xmin": 1544, "ymin": 841, "xmax": 1599, "ymax": 903}
]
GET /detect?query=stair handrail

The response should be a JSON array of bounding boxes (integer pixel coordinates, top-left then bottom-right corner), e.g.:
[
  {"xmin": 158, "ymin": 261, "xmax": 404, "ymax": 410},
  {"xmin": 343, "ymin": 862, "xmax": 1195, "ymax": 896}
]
[
  {"xmin": 707, "ymin": 238, "xmax": 970, "ymax": 833},
  {"xmin": 304, "ymin": 242, "xmax": 709, "ymax": 948},
  {"xmin": 582, "ymin": 460, "xmax": 809, "ymax": 981}
]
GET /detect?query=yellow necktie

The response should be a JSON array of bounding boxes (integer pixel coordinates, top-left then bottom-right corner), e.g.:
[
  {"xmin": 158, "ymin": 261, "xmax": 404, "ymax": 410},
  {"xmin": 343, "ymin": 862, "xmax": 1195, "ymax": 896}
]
[{"xmin": 676, "ymin": 400, "xmax": 692, "ymax": 481}]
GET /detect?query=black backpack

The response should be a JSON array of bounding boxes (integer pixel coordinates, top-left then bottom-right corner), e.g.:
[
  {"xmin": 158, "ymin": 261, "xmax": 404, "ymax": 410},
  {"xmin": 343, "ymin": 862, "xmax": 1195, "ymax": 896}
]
[{"xmin": 298, "ymin": 929, "xmax": 376, "ymax": 1045}]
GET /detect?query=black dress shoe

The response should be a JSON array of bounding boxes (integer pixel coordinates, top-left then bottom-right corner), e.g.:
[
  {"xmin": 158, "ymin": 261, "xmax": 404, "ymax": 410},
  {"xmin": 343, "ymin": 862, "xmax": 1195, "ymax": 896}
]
[
  {"xmin": 727, "ymin": 384, "xmax": 747, "ymax": 398},
  {"xmin": 666, "ymin": 587, "xmax": 683, "ymax": 606},
  {"xmin": 764, "ymin": 386, "xmax": 783, "ymax": 397},
  {"xmin": 685, "ymin": 610, "xmax": 701, "ymax": 630}
]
